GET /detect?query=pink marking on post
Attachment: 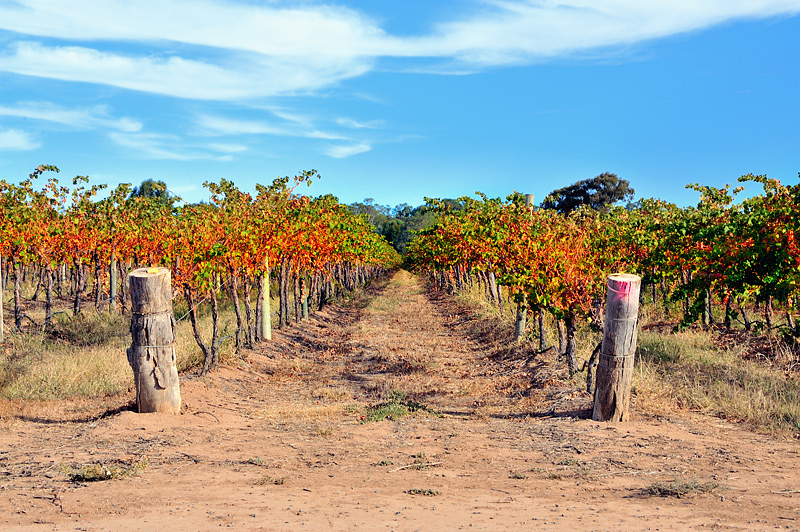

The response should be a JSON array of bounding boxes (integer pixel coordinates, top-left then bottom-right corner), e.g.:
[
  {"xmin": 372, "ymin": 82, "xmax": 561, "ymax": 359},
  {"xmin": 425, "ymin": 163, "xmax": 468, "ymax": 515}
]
[{"xmin": 607, "ymin": 280, "xmax": 631, "ymax": 304}]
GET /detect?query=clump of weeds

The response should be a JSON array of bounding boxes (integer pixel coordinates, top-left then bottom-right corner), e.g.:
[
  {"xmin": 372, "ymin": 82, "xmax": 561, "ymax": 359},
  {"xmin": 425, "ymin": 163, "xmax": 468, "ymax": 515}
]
[
  {"xmin": 405, "ymin": 488, "xmax": 441, "ymax": 497},
  {"xmin": 640, "ymin": 477, "xmax": 722, "ymax": 498},
  {"xmin": 361, "ymin": 390, "xmax": 438, "ymax": 423},
  {"xmin": 255, "ymin": 475, "xmax": 287, "ymax": 486},
  {"xmin": 59, "ymin": 457, "xmax": 147, "ymax": 482}
]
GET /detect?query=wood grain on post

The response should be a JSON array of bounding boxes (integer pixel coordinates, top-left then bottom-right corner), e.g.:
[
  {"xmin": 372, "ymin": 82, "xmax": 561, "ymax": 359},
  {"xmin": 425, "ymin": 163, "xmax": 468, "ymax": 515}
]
[
  {"xmin": 592, "ymin": 273, "xmax": 641, "ymax": 422},
  {"xmin": 127, "ymin": 267, "xmax": 181, "ymax": 413}
]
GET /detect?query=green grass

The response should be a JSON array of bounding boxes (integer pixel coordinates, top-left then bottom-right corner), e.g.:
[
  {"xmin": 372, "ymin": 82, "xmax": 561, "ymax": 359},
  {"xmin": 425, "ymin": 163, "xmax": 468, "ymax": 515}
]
[{"xmin": 361, "ymin": 390, "xmax": 437, "ymax": 423}]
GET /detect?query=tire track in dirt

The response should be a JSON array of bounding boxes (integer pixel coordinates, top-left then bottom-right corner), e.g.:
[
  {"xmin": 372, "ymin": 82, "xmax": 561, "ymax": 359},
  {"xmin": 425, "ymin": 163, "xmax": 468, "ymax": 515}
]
[{"xmin": 334, "ymin": 269, "xmax": 524, "ymax": 415}]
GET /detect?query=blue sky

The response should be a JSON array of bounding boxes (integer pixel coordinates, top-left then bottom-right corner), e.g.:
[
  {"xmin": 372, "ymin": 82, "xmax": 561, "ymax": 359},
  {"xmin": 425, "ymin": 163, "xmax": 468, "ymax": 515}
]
[{"xmin": 0, "ymin": 1, "xmax": 798, "ymax": 209}]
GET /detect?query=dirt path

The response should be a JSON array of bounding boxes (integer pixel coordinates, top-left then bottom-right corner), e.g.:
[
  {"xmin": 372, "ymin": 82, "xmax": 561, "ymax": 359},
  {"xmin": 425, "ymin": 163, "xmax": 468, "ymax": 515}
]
[{"xmin": 2, "ymin": 270, "xmax": 800, "ymax": 531}]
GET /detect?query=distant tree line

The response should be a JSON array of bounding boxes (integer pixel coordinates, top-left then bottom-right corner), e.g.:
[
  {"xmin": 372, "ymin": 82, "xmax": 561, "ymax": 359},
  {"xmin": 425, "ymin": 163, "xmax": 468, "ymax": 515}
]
[
  {"xmin": 347, "ymin": 199, "xmax": 458, "ymax": 254},
  {"xmin": 349, "ymin": 172, "xmax": 633, "ymax": 254}
]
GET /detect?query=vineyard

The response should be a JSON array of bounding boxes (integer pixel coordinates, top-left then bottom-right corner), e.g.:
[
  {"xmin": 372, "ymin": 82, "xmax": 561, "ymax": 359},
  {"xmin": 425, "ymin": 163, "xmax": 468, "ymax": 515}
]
[
  {"xmin": 407, "ymin": 175, "xmax": 800, "ymax": 377},
  {"xmin": 2, "ymin": 168, "xmax": 800, "ymax": 530},
  {"xmin": 0, "ymin": 166, "xmax": 400, "ymax": 375}
]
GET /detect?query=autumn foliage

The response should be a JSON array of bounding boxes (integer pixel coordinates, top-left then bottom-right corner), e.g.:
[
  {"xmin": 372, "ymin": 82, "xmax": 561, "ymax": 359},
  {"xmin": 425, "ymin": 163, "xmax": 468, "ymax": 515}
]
[{"xmin": 0, "ymin": 167, "xmax": 400, "ymax": 373}]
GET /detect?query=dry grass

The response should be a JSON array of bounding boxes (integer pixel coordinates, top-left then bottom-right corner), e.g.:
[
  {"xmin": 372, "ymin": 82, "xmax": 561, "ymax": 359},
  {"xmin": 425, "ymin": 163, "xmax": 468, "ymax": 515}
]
[
  {"xmin": 634, "ymin": 329, "xmax": 800, "ymax": 437},
  {"xmin": 255, "ymin": 475, "xmax": 287, "ymax": 486},
  {"xmin": 252, "ymin": 402, "xmax": 354, "ymax": 424},
  {"xmin": 311, "ymin": 385, "xmax": 352, "ymax": 402},
  {"xmin": 452, "ymin": 283, "xmax": 602, "ymax": 367},
  {"xmin": 59, "ymin": 457, "xmax": 148, "ymax": 483},
  {"xmin": 0, "ymin": 313, "xmax": 132, "ymax": 400},
  {"xmin": 0, "ymin": 287, "xmax": 263, "ymax": 403},
  {"xmin": 640, "ymin": 477, "xmax": 722, "ymax": 498}
]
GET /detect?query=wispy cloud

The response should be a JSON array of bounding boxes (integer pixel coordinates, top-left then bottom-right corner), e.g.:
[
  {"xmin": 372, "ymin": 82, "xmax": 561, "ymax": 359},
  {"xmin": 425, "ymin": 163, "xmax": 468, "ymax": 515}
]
[
  {"xmin": 0, "ymin": 128, "xmax": 40, "ymax": 150},
  {"xmin": 337, "ymin": 117, "xmax": 384, "ymax": 129},
  {"xmin": 0, "ymin": 101, "xmax": 140, "ymax": 131},
  {"xmin": 109, "ymin": 131, "xmax": 234, "ymax": 161},
  {"xmin": 326, "ymin": 142, "xmax": 372, "ymax": 159},
  {"xmin": 0, "ymin": 0, "xmax": 389, "ymax": 58},
  {"xmin": 195, "ymin": 115, "xmax": 289, "ymax": 136},
  {"xmin": 1, "ymin": 1, "xmax": 798, "ymax": 100},
  {"xmin": 415, "ymin": 1, "xmax": 800, "ymax": 66},
  {"xmin": 207, "ymin": 143, "xmax": 248, "ymax": 154},
  {"xmin": 195, "ymin": 114, "xmax": 349, "ymax": 141},
  {"xmin": 0, "ymin": 41, "xmax": 370, "ymax": 101}
]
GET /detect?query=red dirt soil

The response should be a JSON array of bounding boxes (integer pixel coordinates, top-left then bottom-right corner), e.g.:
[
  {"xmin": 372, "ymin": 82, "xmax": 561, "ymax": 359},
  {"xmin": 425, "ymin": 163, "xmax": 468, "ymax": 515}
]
[{"xmin": 1, "ymin": 270, "xmax": 799, "ymax": 531}]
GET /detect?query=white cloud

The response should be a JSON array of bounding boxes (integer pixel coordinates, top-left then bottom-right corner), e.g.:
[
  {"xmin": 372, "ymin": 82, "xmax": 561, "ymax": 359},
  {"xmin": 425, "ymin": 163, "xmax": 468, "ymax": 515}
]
[
  {"xmin": 195, "ymin": 114, "xmax": 349, "ymax": 140},
  {"xmin": 421, "ymin": 1, "xmax": 800, "ymax": 65},
  {"xmin": 0, "ymin": 42, "xmax": 371, "ymax": 101},
  {"xmin": 0, "ymin": 1, "xmax": 798, "ymax": 100},
  {"xmin": 326, "ymin": 142, "xmax": 372, "ymax": 159},
  {"xmin": 109, "ymin": 131, "xmax": 233, "ymax": 161},
  {"xmin": 0, "ymin": 101, "xmax": 140, "ymax": 131},
  {"xmin": 195, "ymin": 115, "xmax": 289, "ymax": 136},
  {"xmin": 0, "ymin": 128, "xmax": 40, "ymax": 150},
  {"xmin": 208, "ymin": 143, "xmax": 248, "ymax": 154},
  {"xmin": 0, "ymin": 0, "xmax": 389, "ymax": 58},
  {"xmin": 337, "ymin": 118, "xmax": 384, "ymax": 129}
]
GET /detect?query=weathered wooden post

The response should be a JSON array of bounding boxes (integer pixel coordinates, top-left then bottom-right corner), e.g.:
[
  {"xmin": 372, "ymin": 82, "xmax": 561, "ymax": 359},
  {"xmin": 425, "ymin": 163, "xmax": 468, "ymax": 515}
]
[
  {"xmin": 260, "ymin": 257, "xmax": 272, "ymax": 341},
  {"xmin": 301, "ymin": 277, "xmax": 309, "ymax": 320},
  {"xmin": 513, "ymin": 194, "xmax": 536, "ymax": 342},
  {"xmin": 593, "ymin": 273, "xmax": 641, "ymax": 422},
  {"xmin": 127, "ymin": 267, "xmax": 181, "ymax": 413},
  {"xmin": 109, "ymin": 254, "xmax": 117, "ymax": 313},
  {"xmin": 0, "ymin": 257, "xmax": 4, "ymax": 343}
]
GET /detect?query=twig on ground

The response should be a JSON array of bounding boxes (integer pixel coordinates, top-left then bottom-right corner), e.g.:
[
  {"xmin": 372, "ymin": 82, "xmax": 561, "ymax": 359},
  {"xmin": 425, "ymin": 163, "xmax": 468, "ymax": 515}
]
[
  {"xmin": 389, "ymin": 461, "xmax": 442, "ymax": 473},
  {"xmin": 193, "ymin": 411, "xmax": 220, "ymax": 422}
]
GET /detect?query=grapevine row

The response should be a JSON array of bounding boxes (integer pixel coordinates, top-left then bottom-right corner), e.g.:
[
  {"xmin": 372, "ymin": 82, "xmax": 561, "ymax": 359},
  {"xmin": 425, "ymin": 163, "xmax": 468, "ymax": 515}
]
[
  {"xmin": 0, "ymin": 166, "xmax": 400, "ymax": 373},
  {"xmin": 406, "ymin": 174, "xmax": 800, "ymax": 373}
]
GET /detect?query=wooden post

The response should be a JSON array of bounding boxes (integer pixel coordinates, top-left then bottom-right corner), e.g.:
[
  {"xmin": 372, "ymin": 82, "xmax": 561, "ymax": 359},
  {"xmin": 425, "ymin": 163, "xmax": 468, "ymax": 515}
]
[
  {"xmin": 109, "ymin": 254, "xmax": 117, "ymax": 313},
  {"xmin": 127, "ymin": 267, "xmax": 181, "ymax": 414},
  {"xmin": 514, "ymin": 299, "xmax": 526, "ymax": 342},
  {"xmin": 301, "ymin": 277, "xmax": 309, "ymax": 320},
  {"xmin": 513, "ymin": 193, "xmax": 535, "ymax": 342},
  {"xmin": 593, "ymin": 273, "xmax": 640, "ymax": 422},
  {"xmin": 0, "ymin": 256, "xmax": 4, "ymax": 343},
  {"xmin": 260, "ymin": 258, "xmax": 272, "ymax": 341}
]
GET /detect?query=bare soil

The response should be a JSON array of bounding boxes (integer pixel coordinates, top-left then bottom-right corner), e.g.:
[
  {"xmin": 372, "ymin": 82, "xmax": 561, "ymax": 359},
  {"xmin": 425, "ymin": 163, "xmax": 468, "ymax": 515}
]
[{"xmin": 2, "ymin": 270, "xmax": 799, "ymax": 531}]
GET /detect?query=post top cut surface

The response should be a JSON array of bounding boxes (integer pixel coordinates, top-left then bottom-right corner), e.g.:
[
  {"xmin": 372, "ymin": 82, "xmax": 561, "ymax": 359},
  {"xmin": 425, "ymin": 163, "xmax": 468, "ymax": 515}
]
[
  {"xmin": 608, "ymin": 273, "xmax": 641, "ymax": 283},
  {"xmin": 130, "ymin": 267, "xmax": 169, "ymax": 278}
]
